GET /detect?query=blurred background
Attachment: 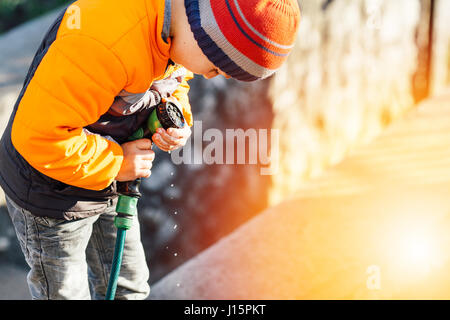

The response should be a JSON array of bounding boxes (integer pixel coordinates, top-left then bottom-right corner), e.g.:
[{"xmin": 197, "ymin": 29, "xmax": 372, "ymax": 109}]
[{"xmin": 0, "ymin": 0, "xmax": 449, "ymax": 299}]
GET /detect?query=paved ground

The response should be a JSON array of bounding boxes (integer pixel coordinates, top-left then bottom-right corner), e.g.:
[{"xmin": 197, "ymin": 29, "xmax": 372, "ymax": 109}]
[
  {"xmin": 0, "ymin": 202, "xmax": 30, "ymax": 300},
  {"xmin": 150, "ymin": 89, "xmax": 450, "ymax": 299},
  {"xmin": 0, "ymin": 266, "xmax": 29, "ymax": 300}
]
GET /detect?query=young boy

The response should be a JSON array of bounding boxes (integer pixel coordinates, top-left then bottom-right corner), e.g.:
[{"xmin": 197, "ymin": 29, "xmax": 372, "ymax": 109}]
[{"xmin": 0, "ymin": 0, "xmax": 300, "ymax": 299}]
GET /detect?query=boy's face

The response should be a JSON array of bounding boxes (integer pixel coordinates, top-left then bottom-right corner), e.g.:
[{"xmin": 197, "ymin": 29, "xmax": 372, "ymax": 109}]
[{"xmin": 169, "ymin": 24, "xmax": 230, "ymax": 80}]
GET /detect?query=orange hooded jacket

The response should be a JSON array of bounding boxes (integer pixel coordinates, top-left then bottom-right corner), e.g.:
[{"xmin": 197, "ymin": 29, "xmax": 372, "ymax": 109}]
[{"xmin": 11, "ymin": 0, "xmax": 193, "ymax": 192}]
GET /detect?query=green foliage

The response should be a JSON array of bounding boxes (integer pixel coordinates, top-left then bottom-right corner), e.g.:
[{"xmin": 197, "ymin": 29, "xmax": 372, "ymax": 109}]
[{"xmin": 0, "ymin": 0, "xmax": 71, "ymax": 34}]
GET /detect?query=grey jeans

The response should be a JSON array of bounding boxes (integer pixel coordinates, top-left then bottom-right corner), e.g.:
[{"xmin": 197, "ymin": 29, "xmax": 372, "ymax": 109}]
[{"xmin": 5, "ymin": 194, "xmax": 150, "ymax": 300}]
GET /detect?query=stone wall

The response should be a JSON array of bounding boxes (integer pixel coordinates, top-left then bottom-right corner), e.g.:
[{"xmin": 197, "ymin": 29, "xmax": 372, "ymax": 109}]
[
  {"xmin": 268, "ymin": 0, "xmax": 422, "ymax": 205},
  {"xmin": 432, "ymin": 0, "xmax": 450, "ymax": 95}
]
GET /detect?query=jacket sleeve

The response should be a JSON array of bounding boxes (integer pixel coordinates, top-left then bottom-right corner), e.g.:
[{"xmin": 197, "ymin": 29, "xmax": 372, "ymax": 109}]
[
  {"xmin": 11, "ymin": 35, "xmax": 128, "ymax": 191},
  {"xmin": 171, "ymin": 69, "xmax": 194, "ymax": 127}
]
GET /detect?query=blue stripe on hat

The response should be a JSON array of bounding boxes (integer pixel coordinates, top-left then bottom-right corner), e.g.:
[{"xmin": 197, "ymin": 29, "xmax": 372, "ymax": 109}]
[{"xmin": 185, "ymin": 0, "xmax": 259, "ymax": 82}]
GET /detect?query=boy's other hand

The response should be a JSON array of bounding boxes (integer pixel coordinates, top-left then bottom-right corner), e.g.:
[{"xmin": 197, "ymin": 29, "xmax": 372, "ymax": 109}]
[
  {"xmin": 152, "ymin": 126, "xmax": 191, "ymax": 152},
  {"xmin": 116, "ymin": 139, "xmax": 155, "ymax": 181}
]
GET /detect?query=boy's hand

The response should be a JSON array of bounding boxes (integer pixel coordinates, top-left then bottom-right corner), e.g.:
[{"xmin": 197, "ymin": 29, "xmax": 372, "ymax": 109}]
[
  {"xmin": 116, "ymin": 139, "xmax": 155, "ymax": 181},
  {"xmin": 152, "ymin": 126, "xmax": 192, "ymax": 152}
]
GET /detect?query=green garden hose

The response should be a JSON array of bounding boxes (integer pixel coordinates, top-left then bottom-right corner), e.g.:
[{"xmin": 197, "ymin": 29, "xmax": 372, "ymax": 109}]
[
  {"xmin": 105, "ymin": 99, "xmax": 185, "ymax": 300},
  {"xmin": 105, "ymin": 227, "xmax": 126, "ymax": 299},
  {"xmin": 105, "ymin": 194, "xmax": 138, "ymax": 300}
]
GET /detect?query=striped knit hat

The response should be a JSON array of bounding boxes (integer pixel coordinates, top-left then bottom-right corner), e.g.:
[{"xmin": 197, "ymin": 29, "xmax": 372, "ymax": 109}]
[{"xmin": 184, "ymin": 0, "xmax": 301, "ymax": 81}]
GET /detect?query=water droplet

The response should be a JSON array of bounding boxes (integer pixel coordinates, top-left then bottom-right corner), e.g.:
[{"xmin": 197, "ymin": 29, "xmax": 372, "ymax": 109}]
[
  {"xmin": 170, "ymin": 172, "xmax": 174, "ymax": 176},
  {"xmin": 173, "ymin": 224, "xmax": 178, "ymax": 230},
  {"xmin": 176, "ymin": 283, "xmax": 181, "ymax": 287},
  {"xmin": 170, "ymin": 184, "xmax": 174, "ymax": 187},
  {"xmin": 174, "ymin": 253, "xmax": 178, "ymax": 257},
  {"xmin": 174, "ymin": 211, "xmax": 178, "ymax": 215}
]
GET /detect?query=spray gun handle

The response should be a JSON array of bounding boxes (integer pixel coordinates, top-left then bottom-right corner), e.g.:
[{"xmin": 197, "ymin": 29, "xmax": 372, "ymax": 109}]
[
  {"xmin": 117, "ymin": 178, "xmax": 142, "ymax": 198},
  {"xmin": 116, "ymin": 98, "xmax": 186, "ymax": 199},
  {"xmin": 115, "ymin": 106, "xmax": 157, "ymax": 199}
]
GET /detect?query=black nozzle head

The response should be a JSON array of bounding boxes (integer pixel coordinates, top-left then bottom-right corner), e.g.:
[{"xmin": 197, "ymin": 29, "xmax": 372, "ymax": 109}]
[{"xmin": 156, "ymin": 100, "xmax": 186, "ymax": 130}]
